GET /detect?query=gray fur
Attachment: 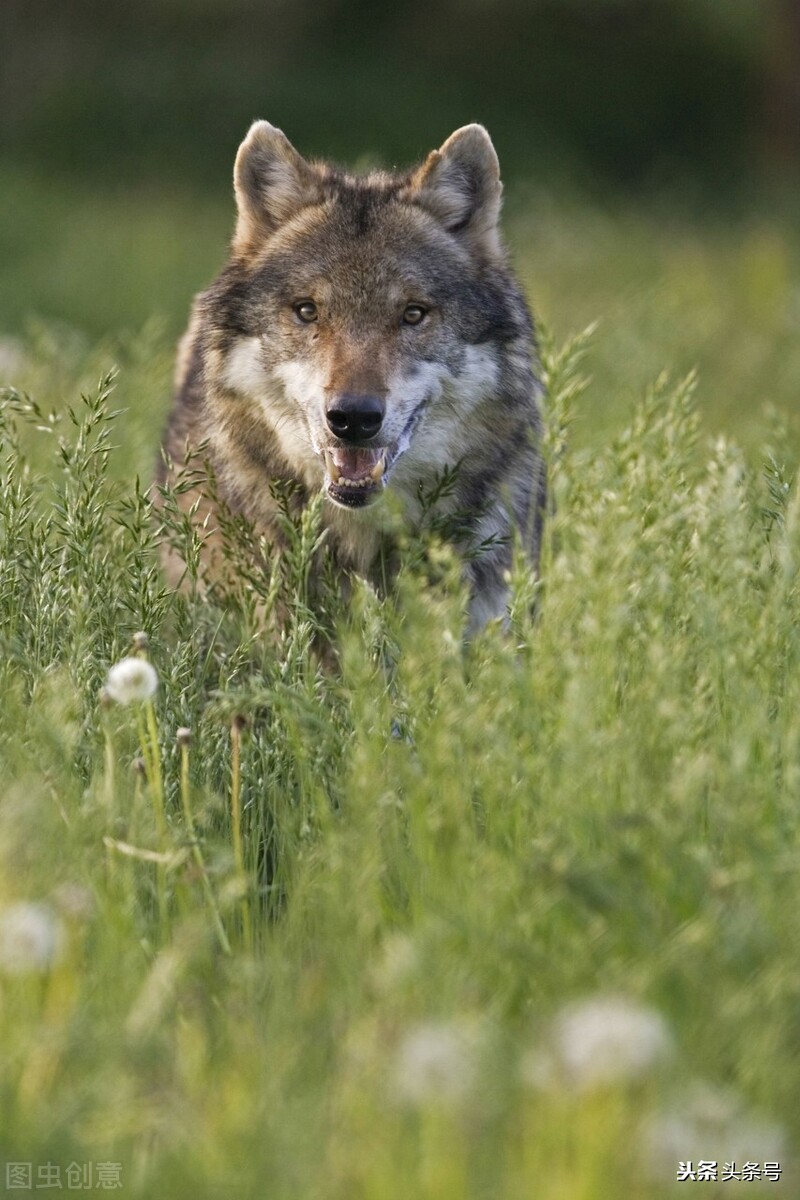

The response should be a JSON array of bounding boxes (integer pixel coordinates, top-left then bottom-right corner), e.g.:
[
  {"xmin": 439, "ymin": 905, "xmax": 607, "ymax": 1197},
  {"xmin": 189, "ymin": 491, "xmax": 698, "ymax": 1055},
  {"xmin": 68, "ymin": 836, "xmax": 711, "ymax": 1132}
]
[{"xmin": 158, "ymin": 121, "xmax": 546, "ymax": 631}]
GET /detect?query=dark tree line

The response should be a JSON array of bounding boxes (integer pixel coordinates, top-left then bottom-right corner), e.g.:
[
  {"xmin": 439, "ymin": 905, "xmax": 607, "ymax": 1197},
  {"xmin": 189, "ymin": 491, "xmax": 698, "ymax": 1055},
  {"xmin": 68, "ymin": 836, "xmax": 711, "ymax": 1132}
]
[{"xmin": 1, "ymin": 0, "xmax": 797, "ymax": 189}]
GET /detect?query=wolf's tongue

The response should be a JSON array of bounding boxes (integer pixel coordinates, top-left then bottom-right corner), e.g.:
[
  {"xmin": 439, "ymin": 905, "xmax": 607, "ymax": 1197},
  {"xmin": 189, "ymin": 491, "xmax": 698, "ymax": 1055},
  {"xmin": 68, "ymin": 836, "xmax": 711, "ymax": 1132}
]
[{"xmin": 329, "ymin": 446, "xmax": 384, "ymax": 481}]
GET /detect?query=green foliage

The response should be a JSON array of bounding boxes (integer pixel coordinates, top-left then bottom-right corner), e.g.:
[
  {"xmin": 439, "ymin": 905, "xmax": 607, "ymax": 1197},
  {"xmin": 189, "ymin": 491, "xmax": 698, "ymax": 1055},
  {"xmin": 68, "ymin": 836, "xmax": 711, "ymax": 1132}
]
[
  {"xmin": 0, "ymin": 333, "xmax": 797, "ymax": 1196},
  {"xmin": 3, "ymin": 169, "xmax": 798, "ymax": 466}
]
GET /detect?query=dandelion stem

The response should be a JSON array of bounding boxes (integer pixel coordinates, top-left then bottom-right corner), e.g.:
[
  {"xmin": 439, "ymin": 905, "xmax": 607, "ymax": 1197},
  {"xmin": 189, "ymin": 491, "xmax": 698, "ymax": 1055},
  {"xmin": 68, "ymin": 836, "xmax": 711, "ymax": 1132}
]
[
  {"xmin": 136, "ymin": 704, "xmax": 168, "ymax": 938},
  {"xmin": 100, "ymin": 710, "xmax": 117, "ymax": 886},
  {"xmin": 144, "ymin": 701, "xmax": 167, "ymax": 842},
  {"xmin": 18, "ymin": 959, "xmax": 76, "ymax": 1112},
  {"xmin": 230, "ymin": 718, "xmax": 252, "ymax": 951},
  {"xmin": 179, "ymin": 740, "xmax": 231, "ymax": 956},
  {"xmin": 102, "ymin": 720, "xmax": 115, "ymax": 816}
]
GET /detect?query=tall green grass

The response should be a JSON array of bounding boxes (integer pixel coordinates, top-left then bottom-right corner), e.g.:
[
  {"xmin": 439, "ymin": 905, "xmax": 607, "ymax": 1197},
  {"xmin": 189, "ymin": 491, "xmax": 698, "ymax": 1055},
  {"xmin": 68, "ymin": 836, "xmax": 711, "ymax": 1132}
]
[
  {"xmin": 0, "ymin": 331, "xmax": 797, "ymax": 1197},
  {"xmin": 2, "ymin": 166, "xmax": 799, "ymax": 459}
]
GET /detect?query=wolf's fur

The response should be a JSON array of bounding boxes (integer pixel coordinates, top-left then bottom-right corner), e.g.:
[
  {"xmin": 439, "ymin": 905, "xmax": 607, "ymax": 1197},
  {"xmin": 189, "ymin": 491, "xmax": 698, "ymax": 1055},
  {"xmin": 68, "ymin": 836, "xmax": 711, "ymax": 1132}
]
[{"xmin": 158, "ymin": 121, "xmax": 546, "ymax": 631}]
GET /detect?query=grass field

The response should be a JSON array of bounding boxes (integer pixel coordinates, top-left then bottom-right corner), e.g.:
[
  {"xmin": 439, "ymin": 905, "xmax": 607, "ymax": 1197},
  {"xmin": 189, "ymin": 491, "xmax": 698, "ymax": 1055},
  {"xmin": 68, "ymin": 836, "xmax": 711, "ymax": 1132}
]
[
  {"xmin": 2, "ymin": 165, "xmax": 799, "ymax": 458},
  {"xmin": 0, "ymin": 173, "xmax": 798, "ymax": 1196}
]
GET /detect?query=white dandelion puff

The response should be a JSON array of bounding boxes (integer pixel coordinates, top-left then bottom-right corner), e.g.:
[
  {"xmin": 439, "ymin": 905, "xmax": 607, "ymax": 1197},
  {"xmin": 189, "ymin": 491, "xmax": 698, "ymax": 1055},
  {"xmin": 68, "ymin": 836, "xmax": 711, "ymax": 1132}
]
[
  {"xmin": 370, "ymin": 934, "xmax": 418, "ymax": 993},
  {"xmin": 643, "ymin": 1081, "xmax": 786, "ymax": 1182},
  {"xmin": 0, "ymin": 902, "xmax": 66, "ymax": 975},
  {"xmin": 393, "ymin": 1020, "xmax": 476, "ymax": 1105},
  {"xmin": 524, "ymin": 995, "xmax": 673, "ymax": 1092},
  {"xmin": 105, "ymin": 657, "xmax": 158, "ymax": 705},
  {"xmin": 0, "ymin": 336, "xmax": 24, "ymax": 378}
]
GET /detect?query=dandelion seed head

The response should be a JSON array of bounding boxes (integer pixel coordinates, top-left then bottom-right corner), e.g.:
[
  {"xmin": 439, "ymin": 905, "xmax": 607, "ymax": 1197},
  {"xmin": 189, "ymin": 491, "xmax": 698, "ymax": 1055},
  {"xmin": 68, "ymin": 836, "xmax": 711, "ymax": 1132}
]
[
  {"xmin": 105, "ymin": 657, "xmax": 158, "ymax": 705},
  {"xmin": 0, "ymin": 335, "xmax": 25, "ymax": 377},
  {"xmin": 371, "ymin": 933, "xmax": 418, "ymax": 993},
  {"xmin": 176, "ymin": 726, "xmax": 192, "ymax": 747},
  {"xmin": 393, "ymin": 1020, "xmax": 476, "ymax": 1105},
  {"xmin": 0, "ymin": 902, "xmax": 66, "ymax": 975},
  {"xmin": 525, "ymin": 995, "xmax": 673, "ymax": 1092},
  {"xmin": 131, "ymin": 631, "xmax": 150, "ymax": 652},
  {"xmin": 643, "ymin": 1082, "xmax": 785, "ymax": 1179}
]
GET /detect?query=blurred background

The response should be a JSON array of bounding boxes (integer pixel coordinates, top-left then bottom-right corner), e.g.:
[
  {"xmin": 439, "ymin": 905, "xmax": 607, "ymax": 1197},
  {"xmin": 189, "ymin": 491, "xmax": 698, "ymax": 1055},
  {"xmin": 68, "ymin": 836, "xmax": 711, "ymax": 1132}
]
[{"xmin": 1, "ymin": 0, "xmax": 798, "ymax": 455}]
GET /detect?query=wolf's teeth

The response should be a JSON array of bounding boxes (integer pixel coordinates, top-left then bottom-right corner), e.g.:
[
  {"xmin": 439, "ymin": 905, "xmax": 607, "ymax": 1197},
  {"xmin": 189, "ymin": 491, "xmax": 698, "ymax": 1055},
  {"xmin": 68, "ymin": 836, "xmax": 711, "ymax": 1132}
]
[
  {"xmin": 325, "ymin": 455, "xmax": 387, "ymax": 489},
  {"xmin": 334, "ymin": 475, "xmax": 373, "ymax": 488},
  {"xmin": 324, "ymin": 450, "xmax": 341, "ymax": 483}
]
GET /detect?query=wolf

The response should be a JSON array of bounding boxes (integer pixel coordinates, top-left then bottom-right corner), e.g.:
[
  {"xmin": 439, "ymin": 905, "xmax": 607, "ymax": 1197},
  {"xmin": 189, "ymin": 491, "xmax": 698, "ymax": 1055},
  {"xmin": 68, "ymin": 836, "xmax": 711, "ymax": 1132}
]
[{"xmin": 158, "ymin": 120, "xmax": 546, "ymax": 632}]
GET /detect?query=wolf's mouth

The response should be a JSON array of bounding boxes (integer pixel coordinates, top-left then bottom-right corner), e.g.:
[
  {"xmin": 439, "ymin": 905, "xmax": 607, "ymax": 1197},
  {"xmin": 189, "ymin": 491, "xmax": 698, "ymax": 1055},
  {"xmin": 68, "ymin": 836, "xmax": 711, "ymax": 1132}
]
[
  {"xmin": 321, "ymin": 402, "xmax": 428, "ymax": 509},
  {"xmin": 324, "ymin": 446, "xmax": 387, "ymax": 508}
]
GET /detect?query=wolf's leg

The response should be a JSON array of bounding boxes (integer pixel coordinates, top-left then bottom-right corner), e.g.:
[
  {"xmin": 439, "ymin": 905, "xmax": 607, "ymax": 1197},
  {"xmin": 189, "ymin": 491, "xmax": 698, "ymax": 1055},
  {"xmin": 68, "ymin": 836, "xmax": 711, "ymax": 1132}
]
[{"xmin": 465, "ymin": 551, "xmax": 511, "ymax": 634}]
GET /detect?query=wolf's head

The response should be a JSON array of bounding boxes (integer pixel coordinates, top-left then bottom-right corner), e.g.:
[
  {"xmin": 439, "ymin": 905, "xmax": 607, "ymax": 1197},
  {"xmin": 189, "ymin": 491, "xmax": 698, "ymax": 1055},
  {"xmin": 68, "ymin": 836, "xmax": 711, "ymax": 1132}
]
[{"xmin": 209, "ymin": 121, "xmax": 530, "ymax": 510}]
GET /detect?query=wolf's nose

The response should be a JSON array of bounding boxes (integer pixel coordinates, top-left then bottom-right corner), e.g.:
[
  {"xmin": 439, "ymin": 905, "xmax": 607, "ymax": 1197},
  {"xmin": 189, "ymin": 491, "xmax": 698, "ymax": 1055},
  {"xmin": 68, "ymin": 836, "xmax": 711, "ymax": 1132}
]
[{"xmin": 326, "ymin": 394, "xmax": 384, "ymax": 442}]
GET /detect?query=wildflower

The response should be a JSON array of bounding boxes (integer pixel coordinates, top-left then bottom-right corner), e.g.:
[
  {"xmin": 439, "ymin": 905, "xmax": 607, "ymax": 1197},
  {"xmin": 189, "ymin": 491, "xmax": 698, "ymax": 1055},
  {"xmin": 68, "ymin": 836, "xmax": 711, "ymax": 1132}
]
[
  {"xmin": 176, "ymin": 726, "xmax": 192, "ymax": 747},
  {"xmin": 0, "ymin": 336, "xmax": 24, "ymax": 377},
  {"xmin": 0, "ymin": 902, "xmax": 65, "ymax": 975},
  {"xmin": 524, "ymin": 995, "xmax": 672, "ymax": 1091},
  {"xmin": 371, "ymin": 933, "xmax": 418, "ymax": 993},
  {"xmin": 393, "ymin": 1020, "xmax": 476, "ymax": 1104},
  {"xmin": 643, "ymin": 1082, "xmax": 785, "ymax": 1181},
  {"xmin": 105, "ymin": 657, "xmax": 158, "ymax": 705}
]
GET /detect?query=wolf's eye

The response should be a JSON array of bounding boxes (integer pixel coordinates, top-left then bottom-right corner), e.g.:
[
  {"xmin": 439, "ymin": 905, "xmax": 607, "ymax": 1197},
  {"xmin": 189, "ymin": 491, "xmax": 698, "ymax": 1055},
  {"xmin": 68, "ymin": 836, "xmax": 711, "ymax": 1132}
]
[
  {"xmin": 402, "ymin": 304, "xmax": 428, "ymax": 327},
  {"xmin": 294, "ymin": 301, "xmax": 318, "ymax": 324}
]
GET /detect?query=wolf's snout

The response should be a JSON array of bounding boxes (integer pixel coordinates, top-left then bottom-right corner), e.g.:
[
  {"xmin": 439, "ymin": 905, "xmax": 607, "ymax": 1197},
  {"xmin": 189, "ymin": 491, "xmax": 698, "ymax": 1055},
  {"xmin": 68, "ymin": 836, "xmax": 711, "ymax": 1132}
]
[{"xmin": 325, "ymin": 394, "xmax": 384, "ymax": 443}]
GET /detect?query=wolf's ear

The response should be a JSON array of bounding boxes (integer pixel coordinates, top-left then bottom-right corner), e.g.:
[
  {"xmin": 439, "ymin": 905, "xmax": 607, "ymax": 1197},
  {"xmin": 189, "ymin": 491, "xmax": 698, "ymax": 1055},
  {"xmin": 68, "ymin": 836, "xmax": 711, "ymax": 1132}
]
[
  {"xmin": 406, "ymin": 124, "xmax": 502, "ymax": 255},
  {"xmin": 233, "ymin": 121, "xmax": 320, "ymax": 252}
]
